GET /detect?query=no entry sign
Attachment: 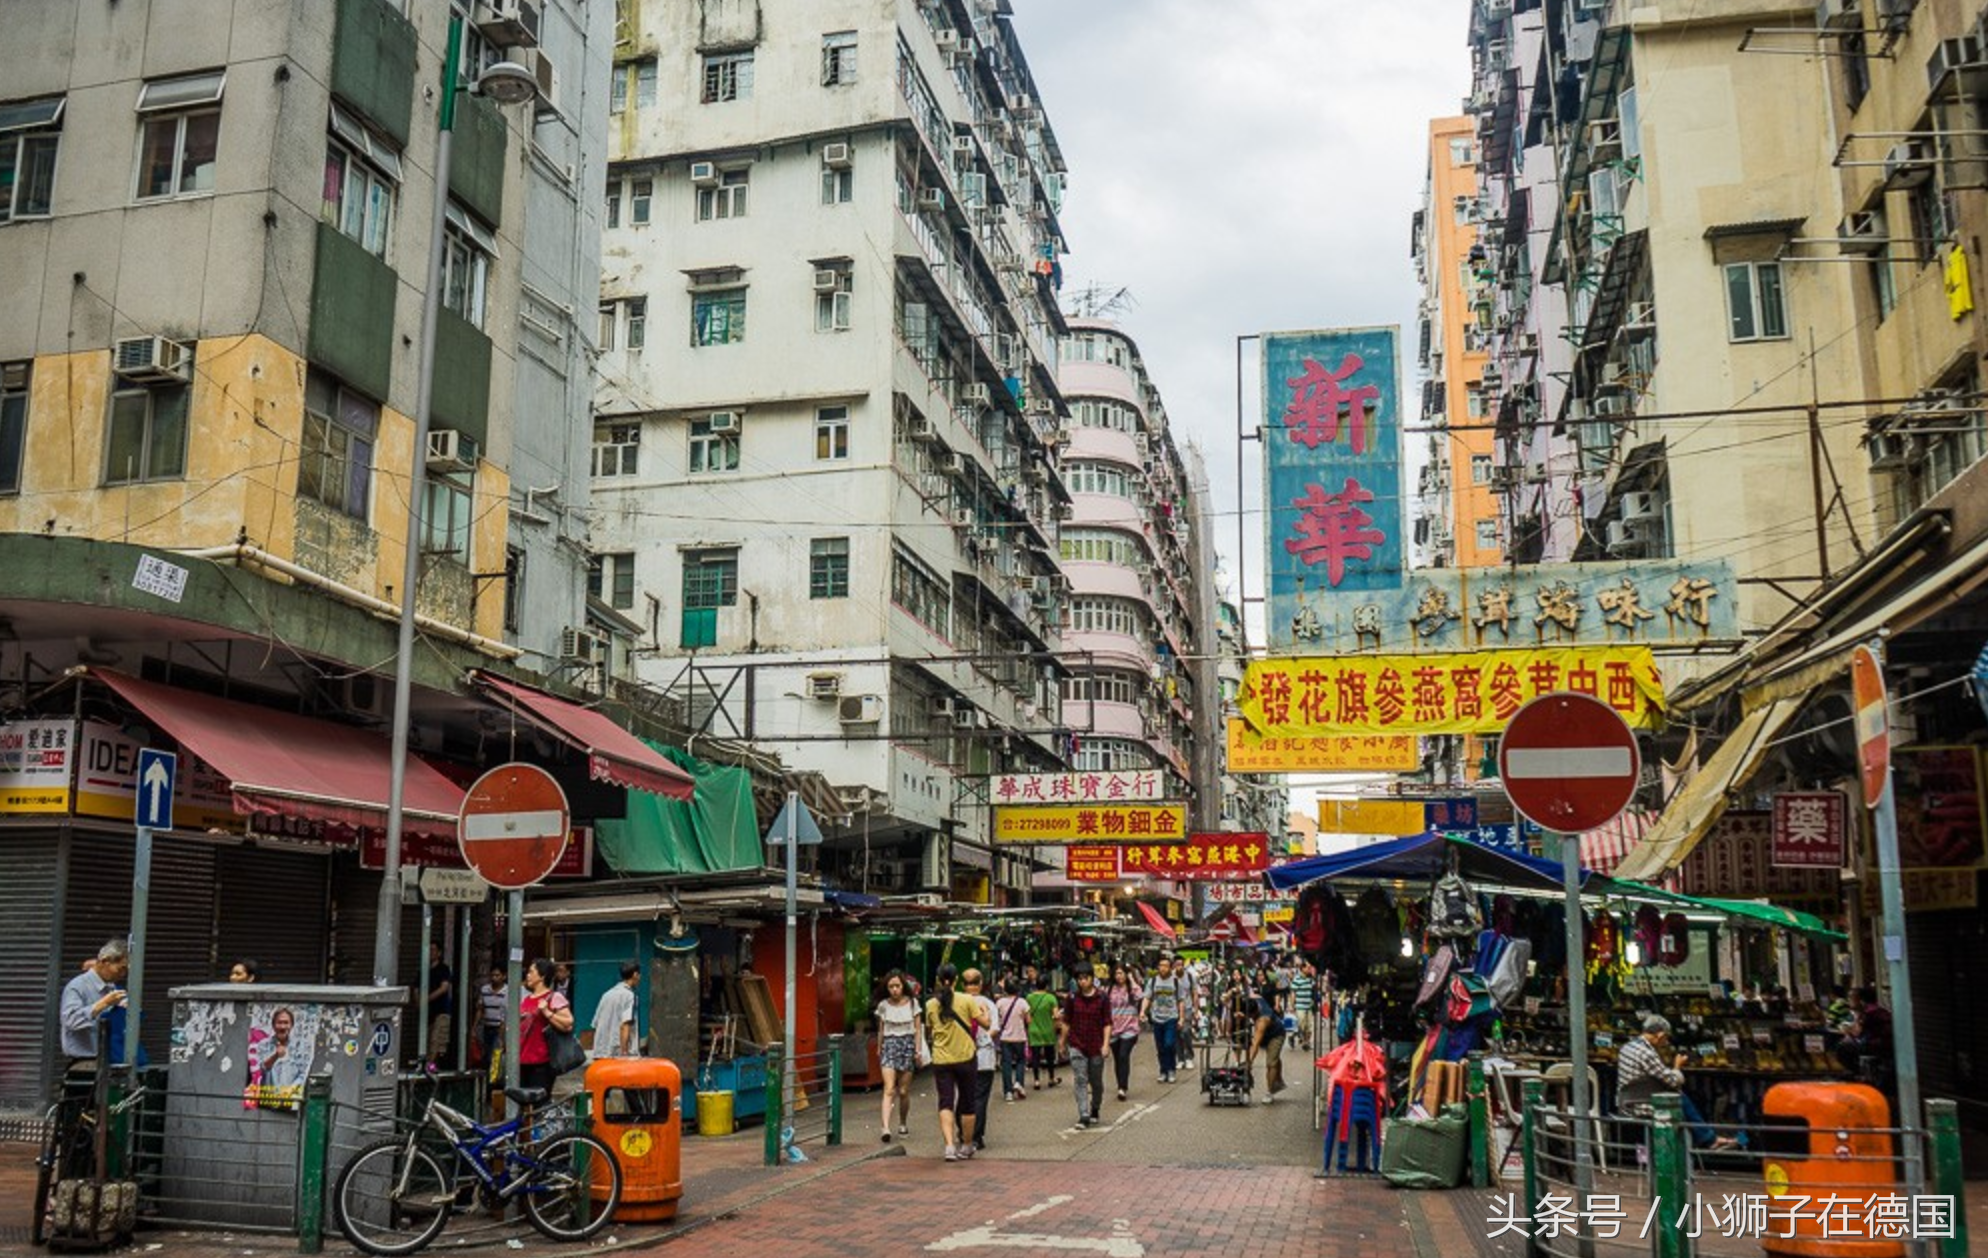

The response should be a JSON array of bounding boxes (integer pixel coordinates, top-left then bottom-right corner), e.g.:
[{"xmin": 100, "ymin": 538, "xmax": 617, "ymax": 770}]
[
  {"xmin": 457, "ymin": 762, "xmax": 571, "ymax": 890},
  {"xmin": 1850, "ymin": 644, "xmax": 1890, "ymax": 807},
  {"xmin": 1498, "ymin": 691, "xmax": 1640, "ymax": 835}
]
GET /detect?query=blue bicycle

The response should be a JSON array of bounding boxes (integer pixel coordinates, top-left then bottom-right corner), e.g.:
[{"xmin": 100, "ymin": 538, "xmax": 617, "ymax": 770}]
[{"xmin": 332, "ymin": 1085, "xmax": 622, "ymax": 1256}]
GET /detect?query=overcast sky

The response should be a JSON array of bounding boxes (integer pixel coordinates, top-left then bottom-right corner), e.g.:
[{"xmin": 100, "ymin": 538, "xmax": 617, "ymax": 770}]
[{"xmin": 1009, "ymin": 0, "xmax": 1473, "ymax": 626}]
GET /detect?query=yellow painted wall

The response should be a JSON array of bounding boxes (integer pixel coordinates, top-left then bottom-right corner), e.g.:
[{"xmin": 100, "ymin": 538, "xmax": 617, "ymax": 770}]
[
  {"xmin": 1429, "ymin": 116, "xmax": 1500, "ymax": 569},
  {"xmin": 3, "ymin": 334, "xmax": 507, "ymax": 640}
]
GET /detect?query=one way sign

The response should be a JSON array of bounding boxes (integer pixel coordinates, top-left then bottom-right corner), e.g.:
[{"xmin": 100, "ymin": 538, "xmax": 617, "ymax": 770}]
[{"xmin": 135, "ymin": 749, "xmax": 176, "ymax": 831}]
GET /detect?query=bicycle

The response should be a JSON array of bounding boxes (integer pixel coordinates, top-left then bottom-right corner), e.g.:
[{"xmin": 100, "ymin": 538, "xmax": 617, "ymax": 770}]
[{"xmin": 332, "ymin": 1084, "xmax": 622, "ymax": 1256}]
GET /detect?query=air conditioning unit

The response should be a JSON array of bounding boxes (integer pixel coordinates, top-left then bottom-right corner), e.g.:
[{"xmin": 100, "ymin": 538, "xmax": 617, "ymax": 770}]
[
  {"xmin": 1049, "ymin": 427, "xmax": 1072, "ymax": 446},
  {"xmin": 1867, "ymin": 427, "xmax": 1915, "ymax": 469},
  {"xmin": 1587, "ymin": 117, "xmax": 1623, "ymax": 152},
  {"xmin": 813, "ymin": 268, "xmax": 843, "ymax": 292},
  {"xmin": 527, "ymin": 49, "xmax": 559, "ymax": 117},
  {"xmin": 559, "ymin": 625, "xmax": 608, "ymax": 662},
  {"xmin": 917, "ymin": 188, "xmax": 946, "ymax": 211},
  {"xmin": 1009, "ymin": 92, "xmax": 1036, "ymax": 115},
  {"xmin": 962, "ymin": 382, "xmax": 991, "ymax": 405},
  {"xmin": 112, "ymin": 335, "xmax": 191, "ymax": 385},
  {"xmin": 477, "ymin": 0, "xmax": 541, "ymax": 48},
  {"xmin": 690, "ymin": 161, "xmax": 719, "ymax": 186},
  {"xmin": 952, "ymin": 134, "xmax": 976, "ymax": 157},
  {"xmin": 934, "ymin": 29, "xmax": 960, "ymax": 54},
  {"xmin": 1592, "ymin": 394, "xmax": 1633, "ymax": 418},
  {"xmin": 1883, "ymin": 140, "xmax": 1933, "ymax": 189},
  {"xmin": 1816, "ymin": 0, "xmax": 1861, "ymax": 30},
  {"xmin": 1603, "ymin": 520, "xmax": 1645, "ymax": 554},
  {"xmin": 706, "ymin": 410, "xmax": 741, "ymax": 433},
  {"xmin": 950, "ymin": 507, "xmax": 975, "ymax": 529},
  {"xmin": 1621, "ymin": 300, "xmax": 1655, "ymax": 329},
  {"xmin": 425, "ymin": 428, "xmax": 481, "ymax": 472},
  {"xmin": 908, "ymin": 415, "xmax": 939, "ymax": 443},
  {"xmin": 930, "ymin": 696, "xmax": 958, "ymax": 721},
  {"xmin": 930, "ymin": 446, "xmax": 959, "ymax": 475},
  {"xmin": 1054, "ymin": 502, "xmax": 1075, "ymax": 520},
  {"xmin": 1839, "ymin": 210, "xmax": 1887, "ymax": 254},
  {"xmin": 1620, "ymin": 491, "xmax": 1661, "ymax": 524},
  {"xmin": 806, "ymin": 671, "xmax": 843, "ymax": 701},
  {"xmin": 822, "ymin": 142, "xmax": 852, "ymax": 168},
  {"xmin": 1928, "ymin": 36, "xmax": 1988, "ymax": 91},
  {"xmin": 953, "ymin": 706, "xmax": 984, "ymax": 729},
  {"xmin": 839, "ymin": 693, "xmax": 884, "ymax": 725}
]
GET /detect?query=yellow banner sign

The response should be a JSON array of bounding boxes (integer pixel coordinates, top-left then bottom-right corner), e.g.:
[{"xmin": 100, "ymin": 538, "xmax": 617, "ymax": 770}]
[
  {"xmin": 1319, "ymin": 798, "xmax": 1428, "ymax": 836},
  {"xmin": 1240, "ymin": 647, "xmax": 1664, "ymax": 737},
  {"xmin": 1226, "ymin": 721, "xmax": 1419, "ymax": 773},
  {"xmin": 993, "ymin": 803, "xmax": 1189, "ymax": 845}
]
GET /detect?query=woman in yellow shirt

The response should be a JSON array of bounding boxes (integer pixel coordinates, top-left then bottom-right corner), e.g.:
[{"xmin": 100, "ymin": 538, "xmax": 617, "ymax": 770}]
[{"xmin": 924, "ymin": 964, "xmax": 983, "ymax": 1161}]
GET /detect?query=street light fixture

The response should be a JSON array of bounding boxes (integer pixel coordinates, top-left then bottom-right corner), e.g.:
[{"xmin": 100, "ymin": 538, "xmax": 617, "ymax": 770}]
[{"xmin": 374, "ymin": 14, "xmax": 539, "ymax": 987}]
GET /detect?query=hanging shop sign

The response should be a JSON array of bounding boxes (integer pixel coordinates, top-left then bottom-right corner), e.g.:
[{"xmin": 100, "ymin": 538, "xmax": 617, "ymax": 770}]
[
  {"xmin": 1771, "ymin": 792, "xmax": 1847, "ymax": 869},
  {"xmin": 989, "ymin": 770, "xmax": 1165, "ymax": 804},
  {"xmin": 1262, "ymin": 326, "xmax": 1406, "ymax": 650},
  {"xmin": 1436, "ymin": 822, "xmax": 1542, "ymax": 856},
  {"xmin": 1239, "ymin": 646, "xmax": 1664, "ymax": 738},
  {"xmin": 1892, "ymin": 746, "xmax": 1987, "ymax": 869},
  {"xmin": 1123, "ymin": 833, "xmax": 1271, "ymax": 879},
  {"xmin": 1064, "ymin": 846, "xmax": 1123, "ymax": 881},
  {"xmin": 361, "ymin": 825, "xmax": 593, "ymax": 879},
  {"xmin": 1319, "ymin": 797, "xmax": 1477, "ymax": 837},
  {"xmin": 1859, "ymin": 868, "xmax": 1979, "ymax": 913},
  {"xmin": 992, "ymin": 803, "xmax": 1188, "ymax": 844},
  {"xmin": 0, "ymin": 719, "xmax": 75, "ymax": 813},
  {"xmin": 1204, "ymin": 882, "xmax": 1278, "ymax": 903},
  {"xmin": 73, "ymin": 719, "xmax": 241, "ymax": 831},
  {"xmin": 1676, "ymin": 812, "xmax": 1840, "ymax": 900},
  {"xmin": 1224, "ymin": 721, "xmax": 1419, "ymax": 774}
]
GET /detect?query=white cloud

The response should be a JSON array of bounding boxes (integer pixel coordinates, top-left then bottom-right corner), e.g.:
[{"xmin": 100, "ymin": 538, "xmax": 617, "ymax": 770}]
[{"xmin": 1011, "ymin": 0, "xmax": 1472, "ymax": 617}]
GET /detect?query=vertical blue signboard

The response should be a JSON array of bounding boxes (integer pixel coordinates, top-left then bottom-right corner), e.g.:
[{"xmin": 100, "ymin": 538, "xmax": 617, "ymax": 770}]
[{"xmin": 1263, "ymin": 328, "xmax": 1404, "ymax": 650}]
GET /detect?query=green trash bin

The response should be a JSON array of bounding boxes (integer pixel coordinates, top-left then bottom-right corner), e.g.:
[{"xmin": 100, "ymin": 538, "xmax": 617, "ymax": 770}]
[{"xmin": 1381, "ymin": 1103, "xmax": 1470, "ymax": 1189}]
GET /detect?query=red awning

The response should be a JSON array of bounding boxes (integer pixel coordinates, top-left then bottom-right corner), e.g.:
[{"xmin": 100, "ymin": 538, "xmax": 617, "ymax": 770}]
[
  {"xmin": 1133, "ymin": 900, "xmax": 1177, "ymax": 939},
  {"xmin": 470, "ymin": 671, "xmax": 695, "ymax": 801},
  {"xmin": 87, "ymin": 668, "xmax": 466, "ymax": 837}
]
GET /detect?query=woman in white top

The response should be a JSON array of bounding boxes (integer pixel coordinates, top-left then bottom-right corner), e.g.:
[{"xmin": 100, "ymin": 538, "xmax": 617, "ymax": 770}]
[{"xmin": 873, "ymin": 971, "xmax": 925, "ymax": 1142}]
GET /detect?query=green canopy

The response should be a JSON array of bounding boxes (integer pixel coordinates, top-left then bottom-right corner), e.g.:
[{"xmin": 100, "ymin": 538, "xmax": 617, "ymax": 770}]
[
  {"xmin": 594, "ymin": 741, "xmax": 764, "ymax": 875},
  {"xmin": 1597, "ymin": 876, "xmax": 1845, "ymax": 942}
]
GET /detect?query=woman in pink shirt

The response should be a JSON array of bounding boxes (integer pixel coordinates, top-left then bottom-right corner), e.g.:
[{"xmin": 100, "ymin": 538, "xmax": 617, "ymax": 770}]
[
  {"xmin": 1105, "ymin": 963, "xmax": 1144, "ymax": 1101},
  {"xmin": 992, "ymin": 976, "xmax": 1032, "ymax": 1101}
]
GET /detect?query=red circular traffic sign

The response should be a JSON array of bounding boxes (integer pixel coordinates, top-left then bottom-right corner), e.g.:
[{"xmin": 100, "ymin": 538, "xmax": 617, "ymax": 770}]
[
  {"xmin": 1850, "ymin": 644, "xmax": 1890, "ymax": 807},
  {"xmin": 457, "ymin": 762, "xmax": 571, "ymax": 890},
  {"xmin": 1497, "ymin": 692, "xmax": 1640, "ymax": 835}
]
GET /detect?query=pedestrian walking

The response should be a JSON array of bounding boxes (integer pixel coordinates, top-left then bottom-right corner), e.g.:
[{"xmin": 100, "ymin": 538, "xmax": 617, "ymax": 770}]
[
  {"xmin": 517, "ymin": 957, "xmax": 573, "ymax": 1093},
  {"xmin": 873, "ymin": 971, "xmax": 922, "ymax": 1142},
  {"xmin": 1247, "ymin": 964, "xmax": 1287, "ymax": 1104},
  {"xmin": 964, "ymin": 969, "xmax": 997, "ymax": 1152},
  {"xmin": 589, "ymin": 961, "xmax": 640, "ymax": 1058},
  {"xmin": 1141, "ymin": 955, "xmax": 1187, "ymax": 1083},
  {"xmin": 993, "ymin": 976, "xmax": 1031, "ymax": 1100},
  {"xmin": 1106, "ymin": 963, "xmax": 1143, "ymax": 1100},
  {"xmin": 1025, "ymin": 978, "xmax": 1060, "ymax": 1089},
  {"xmin": 1056, "ymin": 966, "xmax": 1111, "ymax": 1128},
  {"xmin": 59, "ymin": 940, "xmax": 130, "ymax": 1069},
  {"xmin": 923, "ymin": 964, "xmax": 981, "ymax": 1161},
  {"xmin": 423, "ymin": 942, "xmax": 454, "ymax": 1069},
  {"xmin": 1290, "ymin": 959, "xmax": 1317, "ymax": 1052},
  {"xmin": 475, "ymin": 967, "xmax": 507, "ymax": 1068}
]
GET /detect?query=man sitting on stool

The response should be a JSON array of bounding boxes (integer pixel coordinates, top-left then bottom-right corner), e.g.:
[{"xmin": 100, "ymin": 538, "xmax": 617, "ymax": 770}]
[{"xmin": 1617, "ymin": 1013, "xmax": 1737, "ymax": 1151}]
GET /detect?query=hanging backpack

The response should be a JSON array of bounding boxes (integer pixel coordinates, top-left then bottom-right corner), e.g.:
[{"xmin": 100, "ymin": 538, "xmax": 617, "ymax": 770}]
[
  {"xmin": 1485, "ymin": 936, "xmax": 1532, "ymax": 1010},
  {"xmin": 1446, "ymin": 972, "xmax": 1496, "ymax": 1026},
  {"xmin": 1427, "ymin": 873, "xmax": 1484, "ymax": 939},
  {"xmin": 1353, "ymin": 887, "xmax": 1402, "ymax": 965}
]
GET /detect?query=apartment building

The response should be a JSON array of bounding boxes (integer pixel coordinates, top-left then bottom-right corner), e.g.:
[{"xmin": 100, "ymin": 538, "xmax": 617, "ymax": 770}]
[{"xmin": 588, "ymin": 0, "xmax": 1075, "ymax": 898}]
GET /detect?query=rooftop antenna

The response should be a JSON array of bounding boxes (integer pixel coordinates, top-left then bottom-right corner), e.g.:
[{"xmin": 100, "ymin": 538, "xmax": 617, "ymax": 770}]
[{"xmin": 1067, "ymin": 283, "xmax": 1136, "ymax": 320}]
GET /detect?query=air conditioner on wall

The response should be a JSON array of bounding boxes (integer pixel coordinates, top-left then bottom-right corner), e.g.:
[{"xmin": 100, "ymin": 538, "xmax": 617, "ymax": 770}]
[
  {"xmin": 917, "ymin": 188, "xmax": 946, "ymax": 211},
  {"xmin": 822, "ymin": 142, "xmax": 852, "ymax": 168},
  {"xmin": 838, "ymin": 694, "xmax": 884, "ymax": 725},
  {"xmin": 814, "ymin": 268, "xmax": 842, "ymax": 292},
  {"xmin": 426, "ymin": 429, "xmax": 481, "ymax": 472},
  {"xmin": 112, "ymin": 336, "xmax": 191, "ymax": 385},
  {"xmin": 560, "ymin": 625, "xmax": 607, "ymax": 662},
  {"xmin": 1604, "ymin": 520, "xmax": 1645, "ymax": 553},
  {"xmin": 477, "ymin": 0, "xmax": 540, "ymax": 48},
  {"xmin": 962, "ymin": 383, "xmax": 991, "ymax": 405},
  {"xmin": 1839, "ymin": 210, "xmax": 1887, "ymax": 254},
  {"xmin": 807, "ymin": 671, "xmax": 843, "ymax": 701},
  {"xmin": 706, "ymin": 410, "xmax": 741, "ymax": 433},
  {"xmin": 1620, "ymin": 491, "xmax": 1661, "ymax": 524}
]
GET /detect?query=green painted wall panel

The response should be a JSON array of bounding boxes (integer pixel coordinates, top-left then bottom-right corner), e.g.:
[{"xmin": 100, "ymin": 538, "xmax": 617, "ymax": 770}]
[
  {"xmin": 331, "ymin": 0, "xmax": 416, "ymax": 146},
  {"xmin": 448, "ymin": 93, "xmax": 506, "ymax": 228},
  {"xmin": 308, "ymin": 222, "xmax": 397, "ymax": 403},
  {"xmin": 431, "ymin": 309, "xmax": 490, "ymax": 445}
]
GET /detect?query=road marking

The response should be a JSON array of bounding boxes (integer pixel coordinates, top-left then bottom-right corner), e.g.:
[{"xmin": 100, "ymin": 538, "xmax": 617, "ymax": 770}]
[
  {"xmin": 927, "ymin": 1196, "xmax": 1143, "ymax": 1257},
  {"xmin": 1502, "ymin": 747, "xmax": 1633, "ymax": 778},
  {"xmin": 1058, "ymin": 1101, "xmax": 1161, "ymax": 1138}
]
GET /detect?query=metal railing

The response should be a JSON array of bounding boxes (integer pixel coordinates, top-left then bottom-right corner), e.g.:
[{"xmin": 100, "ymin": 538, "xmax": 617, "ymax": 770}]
[
  {"xmin": 762, "ymin": 1036, "xmax": 846, "ymax": 1167},
  {"xmin": 1507, "ymin": 1079, "xmax": 1971, "ymax": 1258}
]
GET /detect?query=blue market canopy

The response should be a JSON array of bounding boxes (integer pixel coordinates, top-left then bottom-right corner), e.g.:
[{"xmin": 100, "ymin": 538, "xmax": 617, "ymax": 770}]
[{"xmin": 1266, "ymin": 831, "xmax": 1596, "ymax": 894}]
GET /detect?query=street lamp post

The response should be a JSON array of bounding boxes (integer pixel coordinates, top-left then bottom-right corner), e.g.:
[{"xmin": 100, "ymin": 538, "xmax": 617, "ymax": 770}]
[{"xmin": 374, "ymin": 14, "xmax": 539, "ymax": 987}]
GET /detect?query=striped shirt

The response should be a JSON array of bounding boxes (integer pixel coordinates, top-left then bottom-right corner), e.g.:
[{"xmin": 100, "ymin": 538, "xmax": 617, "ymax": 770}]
[
  {"xmin": 1615, "ymin": 1035, "xmax": 1685, "ymax": 1113},
  {"xmin": 1290, "ymin": 972, "xmax": 1316, "ymax": 1014}
]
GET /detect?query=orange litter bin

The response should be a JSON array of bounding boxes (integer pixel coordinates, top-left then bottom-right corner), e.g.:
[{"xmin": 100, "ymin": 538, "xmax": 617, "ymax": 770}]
[
  {"xmin": 585, "ymin": 1057, "xmax": 684, "ymax": 1223},
  {"xmin": 1759, "ymin": 1082, "xmax": 1903, "ymax": 1258}
]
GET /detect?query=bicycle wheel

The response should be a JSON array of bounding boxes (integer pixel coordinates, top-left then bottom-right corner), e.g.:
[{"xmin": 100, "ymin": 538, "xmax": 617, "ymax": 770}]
[
  {"xmin": 333, "ymin": 1138, "xmax": 454, "ymax": 1257},
  {"xmin": 519, "ymin": 1133, "xmax": 621, "ymax": 1243}
]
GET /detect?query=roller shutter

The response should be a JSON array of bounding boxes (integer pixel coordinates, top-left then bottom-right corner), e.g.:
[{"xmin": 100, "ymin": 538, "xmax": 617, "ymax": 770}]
[
  {"xmin": 217, "ymin": 847, "xmax": 331, "ymax": 984},
  {"xmin": 62, "ymin": 831, "xmax": 217, "ymax": 1065},
  {"xmin": 0, "ymin": 831, "xmax": 61, "ymax": 1108}
]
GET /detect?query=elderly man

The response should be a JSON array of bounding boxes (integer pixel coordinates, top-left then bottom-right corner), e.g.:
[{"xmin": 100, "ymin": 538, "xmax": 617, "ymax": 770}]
[
  {"xmin": 60, "ymin": 940, "xmax": 131, "ymax": 1068},
  {"xmin": 1616, "ymin": 1013, "xmax": 1736, "ymax": 1150}
]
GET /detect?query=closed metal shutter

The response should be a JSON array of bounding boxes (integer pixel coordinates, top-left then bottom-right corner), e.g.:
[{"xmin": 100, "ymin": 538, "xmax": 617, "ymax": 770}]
[
  {"xmin": 1906, "ymin": 892, "xmax": 1985, "ymax": 1103},
  {"xmin": 62, "ymin": 831, "xmax": 217, "ymax": 1065},
  {"xmin": 0, "ymin": 831, "xmax": 61, "ymax": 1108},
  {"xmin": 329, "ymin": 851, "xmax": 422, "ymax": 989},
  {"xmin": 217, "ymin": 847, "xmax": 330, "ymax": 984}
]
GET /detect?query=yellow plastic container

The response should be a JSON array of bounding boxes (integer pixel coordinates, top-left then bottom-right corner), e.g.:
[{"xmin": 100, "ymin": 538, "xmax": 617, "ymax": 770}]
[{"xmin": 696, "ymin": 1090, "xmax": 735, "ymax": 1136}]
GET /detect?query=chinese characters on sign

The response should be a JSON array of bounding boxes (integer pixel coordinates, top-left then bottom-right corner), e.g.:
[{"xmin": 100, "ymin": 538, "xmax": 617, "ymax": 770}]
[
  {"xmin": 1240, "ymin": 647, "xmax": 1665, "ymax": 737},
  {"xmin": 1771, "ymin": 792, "xmax": 1846, "ymax": 869},
  {"xmin": 0, "ymin": 720, "xmax": 75, "ymax": 813},
  {"xmin": 1204, "ymin": 882, "xmax": 1278, "ymax": 904},
  {"xmin": 132, "ymin": 553, "xmax": 190, "ymax": 604},
  {"xmin": 1678, "ymin": 812, "xmax": 1839, "ymax": 901},
  {"xmin": 989, "ymin": 771, "xmax": 1164, "ymax": 804},
  {"xmin": 1892, "ymin": 746, "xmax": 1987, "ymax": 869},
  {"xmin": 1064, "ymin": 846, "xmax": 1122, "ymax": 881},
  {"xmin": 1122, "ymin": 833, "xmax": 1270, "ymax": 879},
  {"xmin": 991, "ymin": 803, "xmax": 1189, "ymax": 845},
  {"xmin": 1264, "ymin": 328, "xmax": 1404, "ymax": 650},
  {"xmin": 1224, "ymin": 721, "xmax": 1420, "ymax": 774}
]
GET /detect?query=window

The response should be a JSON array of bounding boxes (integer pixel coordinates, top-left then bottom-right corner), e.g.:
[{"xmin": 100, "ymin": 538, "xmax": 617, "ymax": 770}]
[
  {"xmin": 442, "ymin": 202, "xmax": 496, "ymax": 329},
  {"xmin": 422, "ymin": 468, "xmax": 472, "ymax": 559},
  {"xmin": 104, "ymin": 359, "xmax": 190, "ymax": 485},
  {"xmin": 1470, "ymin": 454, "xmax": 1493, "ymax": 485},
  {"xmin": 1724, "ymin": 261, "xmax": 1787, "ymax": 342},
  {"xmin": 604, "ymin": 296, "xmax": 647, "ymax": 350},
  {"xmin": 822, "ymin": 31, "xmax": 858, "ymax": 85},
  {"xmin": 1842, "ymin": 32, "xmax": 1870, "ymax": 113},
  {"xmin": 1870, "ymin": 243, "xmax": 1898, "ymax": 322},
  {"xmin": 322, "ymin": 105, "xmax": 399, "ymax": 258},
  {"xmin": 0, "ymin": 361, "xmax": 27, "ymax": 493},
  {"xmin": 1061, "ymin": 673, "xmax": 1142, "ymax": 705},
  {"xmin": 1465, "ymin": 383, "xmax": 1484, "ymax": 418},
  {"xmin": 822, "ymin": 161, "xmax": 852, "ymax": 205},
  {"xmin": 0, "ymin": 96, "xmax": 63, "ymax": 222},
  {"xmin": 630, "ymin": 178, "xmax": 652, "ymax": 225},
  {"xmin": 135, "ymin": 70, "xmax": 222, "ymax": 200},
  {"xmin": 1074, "ymin": 400, "xmax": 1138, "ymax": 432},
  {"xmin": 299, "ymin": 370, "xmax": 377, "ymax": 519},
  {"xmin": 682, "ymin": 548, "xmax": 738, "ymax": 608},
  {"xmin": 688, "ymin": 415, "xmax": 740, "ymax": 473},
  {"xmin": 503, "ymin": 546, "xmax": 525, "ymax": 633},
  {"xmin": 691, "ymin": 287, "xmax": 747, "ymax": 346},
  {"xmin": 815, "ymin": 266, "xmax": 852, "ymax": 332},
  {"xmin": 815, "ymin": 406, "xmax": 849, "ymax": 460},
  {"xmin": 1907, "ymin": 181, "xmax": 1947, "ymax": 269},
  {"xmin": 891, "ymin": 548, "xmax": 950, "ymax": 635},
  {"xmin": 1072, "ymin": 738, "xmax": 1153, "ymax": 773},
  {"xmin": 1063, "ymin": 460, "xmax": 1134, "ymax": 498},
  {"xmin": 1475, "ymin": 519, "xmax": 1498, "ymax": 549},
  {"xmin": 589, "ymin": 551, "xmax": 637, "ymax": 610},
  {"xmin": 605, "ymin": 178, "xmax": 620, "ymax": 228},
  {"xmin": 1067, "ymin": 597, "xmax": 1144, "ymax": 637},
  {"xmin": 810, "ymin": 537, "xmax": 850, "ymax": 599},
  {"xmin": 702, "ymin": 52, "xmax": 754, "ymax": 103},
  {"xmin": 696, "ymin": 168, "xmax": 748, "ymax": 221},
  {"xmin": 1058, "ymin": 528, "xmax": 1142, "ymax": 566},
  {"xmin": 610, "ymin": 59, "xmax": 657, "ymax": 113},
  {"xmin": 598, "ymin": 302, "xmax": 616, "ymax": 351},
  {"xmin": 593, "ymin": 422, "xmax": 640, "ymax": 477},
  {"xmin": 1449, "ymin": 137, "xmax": 1475, "ymax": 166}
]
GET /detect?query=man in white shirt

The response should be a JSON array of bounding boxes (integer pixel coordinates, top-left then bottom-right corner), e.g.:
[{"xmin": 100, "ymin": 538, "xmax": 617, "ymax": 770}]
[
  {"xmin": 60, "ymin": 941, "xmax": 130, "ymax": 1065},
  {"xmin": 589, "ymin": 962, "xmax": 641, "ymax": 1058}
]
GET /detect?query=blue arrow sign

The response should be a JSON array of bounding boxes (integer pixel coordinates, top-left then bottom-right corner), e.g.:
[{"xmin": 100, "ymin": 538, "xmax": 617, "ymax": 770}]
[
  {"xmin": 135, "ymin": 749, "xmax": 176, "ymax": 831},
  {"xmin": 764, "ymin": 796, "xmax": 824, "ymax": 846}
]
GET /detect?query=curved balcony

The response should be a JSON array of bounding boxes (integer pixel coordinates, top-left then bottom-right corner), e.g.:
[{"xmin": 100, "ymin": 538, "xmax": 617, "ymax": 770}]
[
  {"xmin": 1060, "ymin": 628, "xmax": 1150, "ymax": 673},
  {"xmin": 1061, "ymin": 558, "xmax": 1145, "ymax": 603},
  {"xmin": 1062, "ymin": 698, "xmax": 1146, "ymax": 742},
  {"xmin": 1061, "ymin": 360, "xmax": 1143, "ymax": 409},
  {"xmin": 1065, "ymin": 424, "xmax": 1142, "ymax": 468},
  {"xmin": 1068, "ymin": 492, "xmax": 1143, "ymax": 530}
]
